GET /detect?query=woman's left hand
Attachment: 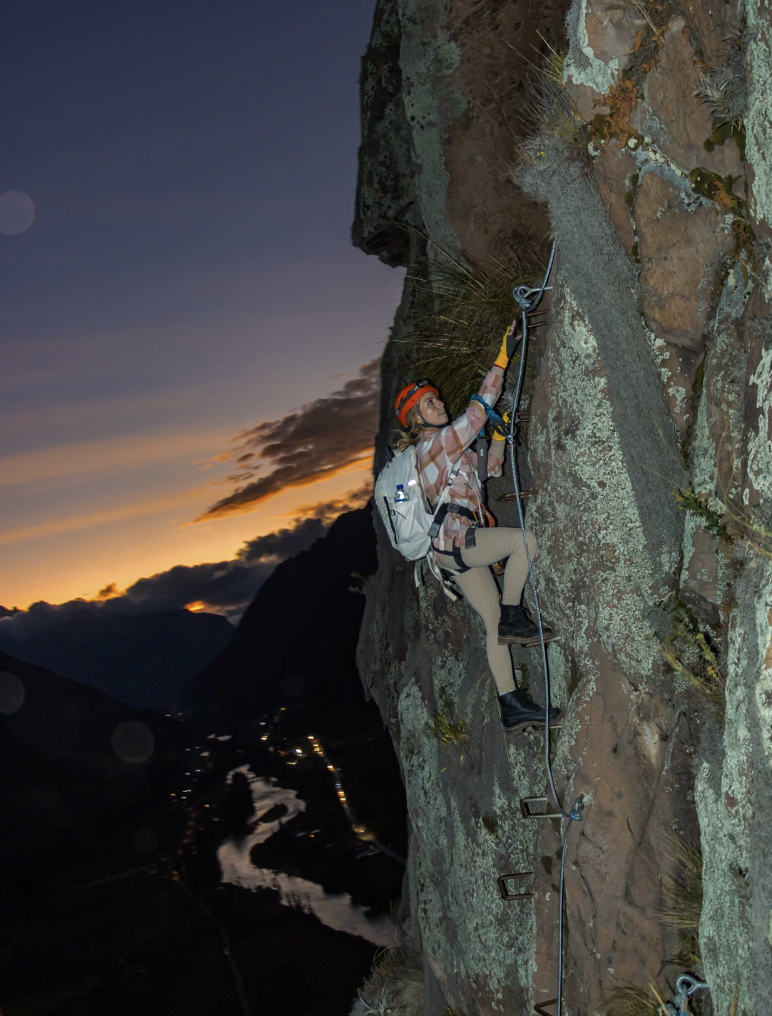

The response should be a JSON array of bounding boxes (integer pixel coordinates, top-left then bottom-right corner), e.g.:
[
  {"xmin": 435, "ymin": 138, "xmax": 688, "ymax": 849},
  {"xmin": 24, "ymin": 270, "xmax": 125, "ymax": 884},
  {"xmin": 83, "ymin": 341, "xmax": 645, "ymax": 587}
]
[{"xmin": 494, "ymin": 323, "xmax": 521, "ymax": 369}]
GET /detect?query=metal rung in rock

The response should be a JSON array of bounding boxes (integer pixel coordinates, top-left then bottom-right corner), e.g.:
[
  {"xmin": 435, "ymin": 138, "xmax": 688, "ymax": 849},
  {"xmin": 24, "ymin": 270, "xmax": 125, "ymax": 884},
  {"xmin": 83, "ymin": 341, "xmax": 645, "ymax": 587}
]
[
  {"xmin": 515, "ymin": 411, "xmax": 531, "ymax": 423},
  {"xmin": 498, "ymin": 489, "xmax": 538, "ymax": 501},
  {"xmin": 520, "ymin": 797, "xmax": 562, "ymax": 820},
  {"xmin": 534, "ymin": 999, "xmax": 559, "ymax": 1016},
  {"xmin": 497, "ymin": 871, "xmax": 534, "ymax": 901}
]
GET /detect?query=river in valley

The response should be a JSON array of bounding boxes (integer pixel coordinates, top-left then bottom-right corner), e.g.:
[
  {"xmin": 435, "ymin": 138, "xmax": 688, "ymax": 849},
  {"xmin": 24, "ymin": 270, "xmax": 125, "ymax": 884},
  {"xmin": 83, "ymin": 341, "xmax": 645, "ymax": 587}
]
[{"xmin": 217, "ymin": 764, "xmax": 395, "ymax": 947}]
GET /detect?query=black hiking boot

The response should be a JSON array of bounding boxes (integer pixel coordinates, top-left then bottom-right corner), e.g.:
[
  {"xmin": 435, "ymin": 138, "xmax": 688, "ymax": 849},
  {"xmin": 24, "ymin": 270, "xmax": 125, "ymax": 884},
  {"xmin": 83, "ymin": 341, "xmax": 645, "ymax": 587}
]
[
  {"xmin": 497, "ymin": 688, "xmax": 561, "ymax": 732},
  {"xmin": 498, "ymin": 604, "xmax": 556, "ymax": 645}
]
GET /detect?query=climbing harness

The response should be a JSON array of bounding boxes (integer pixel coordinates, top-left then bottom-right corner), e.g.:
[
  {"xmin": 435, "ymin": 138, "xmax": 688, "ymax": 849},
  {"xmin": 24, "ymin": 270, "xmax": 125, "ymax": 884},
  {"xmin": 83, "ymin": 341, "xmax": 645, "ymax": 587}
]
[{"xmin": 658, "ymin": 975, "xmax": 710, "ymax": 1016}]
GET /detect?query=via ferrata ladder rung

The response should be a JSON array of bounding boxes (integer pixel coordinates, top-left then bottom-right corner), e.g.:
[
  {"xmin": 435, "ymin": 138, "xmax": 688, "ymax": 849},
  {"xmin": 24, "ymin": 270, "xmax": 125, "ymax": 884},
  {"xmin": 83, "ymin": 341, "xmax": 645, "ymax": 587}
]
[
  {"xmin": 534, "ymin": 999, "xmax": 559, "ymax": 1016},
  {"xmin": 520, "ymin": 797, "xmax": 562, "ymax": 820},
  {"xmin": 497, "ymin": 871, "xmax": 534, "ymax": 901}
]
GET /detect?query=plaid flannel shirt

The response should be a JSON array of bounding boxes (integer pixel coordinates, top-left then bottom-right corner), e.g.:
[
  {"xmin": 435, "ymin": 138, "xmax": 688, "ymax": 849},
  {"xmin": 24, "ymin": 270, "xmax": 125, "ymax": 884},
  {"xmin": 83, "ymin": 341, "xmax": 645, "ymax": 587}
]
[{"xmin": 416, "ymin": 368, "xmax": 505, "ymax": 562}]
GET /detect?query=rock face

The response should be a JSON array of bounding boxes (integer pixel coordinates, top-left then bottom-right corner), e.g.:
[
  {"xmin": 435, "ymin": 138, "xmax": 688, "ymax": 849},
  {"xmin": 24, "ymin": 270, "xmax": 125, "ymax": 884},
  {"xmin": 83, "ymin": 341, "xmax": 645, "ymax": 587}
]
[{"xmin": 354, "ymin": 1, "xmax": 772, "ymax": 1013}]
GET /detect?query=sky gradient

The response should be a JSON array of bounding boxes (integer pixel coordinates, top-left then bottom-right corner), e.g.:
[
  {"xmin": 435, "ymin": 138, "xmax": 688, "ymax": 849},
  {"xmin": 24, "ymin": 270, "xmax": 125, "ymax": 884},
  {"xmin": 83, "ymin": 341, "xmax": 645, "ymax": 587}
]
[{"xmin": 1, "ymin": 0, "xmax": 401, "ymax": 610}]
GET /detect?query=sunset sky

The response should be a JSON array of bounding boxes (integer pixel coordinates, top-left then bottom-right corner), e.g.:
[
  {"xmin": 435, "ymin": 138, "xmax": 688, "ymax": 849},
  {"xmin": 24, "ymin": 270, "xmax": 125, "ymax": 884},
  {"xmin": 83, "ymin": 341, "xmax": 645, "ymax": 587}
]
[{"xmin": 1, "ymin": 1, "xmax": 401, "ymax": 612}]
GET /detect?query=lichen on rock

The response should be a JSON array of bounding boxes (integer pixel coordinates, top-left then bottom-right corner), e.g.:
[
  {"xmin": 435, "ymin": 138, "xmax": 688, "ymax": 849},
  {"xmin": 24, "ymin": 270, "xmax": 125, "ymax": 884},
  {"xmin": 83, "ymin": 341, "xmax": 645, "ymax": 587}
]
[{"xmin": 352, "ymin": 0, "xmax": 772, "ymax": 1011}]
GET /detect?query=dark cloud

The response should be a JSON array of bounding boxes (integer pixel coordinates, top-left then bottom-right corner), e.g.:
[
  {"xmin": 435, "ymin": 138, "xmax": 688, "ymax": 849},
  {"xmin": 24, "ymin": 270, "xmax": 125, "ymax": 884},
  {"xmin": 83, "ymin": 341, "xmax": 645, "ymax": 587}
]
[
  {"xmin": 290, "ymin": 482, "xmax": 372, "ymax": 521},
  {"xmin": 236, "ymin": 516, "xmax": 328, "ymax": 564},
  {"xmin": 121, "ymin": 559, "xmax": 269, "ymax": 615},
  {"xmin": 199, "ymin": 359, "xmax": 380, "ymax": 520},
  {"xmin": 0, "ymin": 495, "xmax": 372, "ymax": 636}
]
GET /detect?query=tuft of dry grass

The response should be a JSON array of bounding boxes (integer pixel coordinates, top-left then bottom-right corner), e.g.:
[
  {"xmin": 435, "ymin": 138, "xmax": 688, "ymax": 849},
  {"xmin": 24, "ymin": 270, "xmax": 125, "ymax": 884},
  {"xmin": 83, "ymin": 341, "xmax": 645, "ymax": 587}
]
[
  {"xmin": 657, "ymin": 599, "xmax": 726, "ymax": 719},
  {"xmin": 656, "ymin": 835, "xmax": 703, "ymax": 967},
  {"xmin": 672, "ymin": 485, "xmax": 735, "ymax": 544},
  {"xmin": 350, "ymin": 947, "xmax": 424, "ymax": 1016},
  {"xmin": 401, "ymin": 248, "xmax": 546, "ymax": 418},
  {"xmin": 432, "ymin": 700, "xmax": 468, "ymax": 748},
  {"xmin": 600, "ymin": 0, "xmax": 678, "ymax": 78},
  {"xmin": 602, "ymin": 975, "xmax": 739, "ymax": 1016},
  {"xmin": 694, "ymin": 15, "xmax": 750, "ymax": 131},
  {"xmin": 514, "ymin": 41, "xmax": 588, "ymax": 165},
  {"xmin": 600, "ymin": 985, "xmax": 663, "ymax": 1016},
  {"xmin": 721, "ymin": 498, "xmax": 772, "ymax": 559}
]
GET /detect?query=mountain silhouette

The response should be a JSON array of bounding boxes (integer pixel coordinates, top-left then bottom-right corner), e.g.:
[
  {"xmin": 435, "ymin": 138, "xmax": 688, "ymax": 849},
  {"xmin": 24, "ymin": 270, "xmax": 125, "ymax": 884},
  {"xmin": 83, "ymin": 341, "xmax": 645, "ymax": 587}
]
[
  {"xmin": 0, "ymin": 607, "xmax": 234, "ymax": 711},
  {"xmin": 0, "ymin": 650, "xmax": 189, "ymax": 915},
  {"xmin": 178, "ymin": 507, "xmax": 378, "ymax": 735}
]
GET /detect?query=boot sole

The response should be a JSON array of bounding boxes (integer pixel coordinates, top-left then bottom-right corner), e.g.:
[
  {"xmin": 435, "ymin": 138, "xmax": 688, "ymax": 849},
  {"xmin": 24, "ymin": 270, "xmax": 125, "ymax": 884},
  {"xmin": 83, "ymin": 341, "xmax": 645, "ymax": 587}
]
[
  {"xmin": 495, "ymin": 698, "xmax": 561, "ymax": 733},
  {"xmin": 498, "ymin": 633, "xmax": 558, "ymax": 646},
  {"xmin": 502, "ymin": 720, "xmax": 562, "ymax": 733}
]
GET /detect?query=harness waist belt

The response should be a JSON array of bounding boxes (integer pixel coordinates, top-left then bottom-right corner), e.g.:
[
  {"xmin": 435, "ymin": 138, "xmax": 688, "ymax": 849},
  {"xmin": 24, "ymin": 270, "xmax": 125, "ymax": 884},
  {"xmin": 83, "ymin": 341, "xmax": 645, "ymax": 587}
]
[
  {"xmin": 428, "ymin": 502, "xmax": 479, "ymax": 573},
  {"xmin": 428, "ymin": 502, "xmax": 477, "ymax": 539}
]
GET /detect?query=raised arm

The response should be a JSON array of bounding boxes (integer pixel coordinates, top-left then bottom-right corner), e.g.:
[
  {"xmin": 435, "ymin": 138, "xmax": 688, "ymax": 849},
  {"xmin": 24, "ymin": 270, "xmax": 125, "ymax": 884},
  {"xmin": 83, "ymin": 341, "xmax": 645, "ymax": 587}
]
[
  {"xmin": 429, "ymin": 369, "xmax": 503, "ymax": 465},
  {"xmin": 431, "ymin": 324, "xmax": 519, "ymax": 464}
]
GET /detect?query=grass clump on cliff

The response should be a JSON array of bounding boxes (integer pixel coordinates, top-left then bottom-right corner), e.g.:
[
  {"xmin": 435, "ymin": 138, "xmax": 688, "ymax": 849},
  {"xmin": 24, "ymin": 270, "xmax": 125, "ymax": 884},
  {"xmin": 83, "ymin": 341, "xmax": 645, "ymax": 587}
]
[
  {"xmin": 720, "ymin": 498, "xmax": 772, "ymax": 561},
  {"xmin": 672, "ymin": 485, "xmax": 735, "ymax": 544},
  {"xmin": 673, "ymin": 472, "xmax": 772, "ymax": 561},
  {"xmin": 403, "ymin": 248, "xmax": 545, "ymax": 418},
  {"xmin": 599, "ymin": 0, "xmax": 678, "ymax": 79},
  {"xmin": 515, "ymin": 42, "xmax": 588, "ymax": 164},
  {"xmin": 349, "ymin": 946, "xmax": 423, "ymax": 1016},
  {"xmin": 657, "ymin": 599, "xmax": 725, "ymax": 719},
  {"xmin": 694, "ymin": 15, "xmax": 750, "ymax": 134},
  {"xmin": 656, "ymin": 835, "xmax": 703, "ymax": 971},
  {"xmin": 431, "ymin": 698, "xmax": 468, "ymax": 748},
  {"xmin": 600, "ymin": 985, "xmax": 663, "ymax": 1016},
  {"xmin": 603, "ymin": 984, "xmax": 740, "ymax": 1016}
]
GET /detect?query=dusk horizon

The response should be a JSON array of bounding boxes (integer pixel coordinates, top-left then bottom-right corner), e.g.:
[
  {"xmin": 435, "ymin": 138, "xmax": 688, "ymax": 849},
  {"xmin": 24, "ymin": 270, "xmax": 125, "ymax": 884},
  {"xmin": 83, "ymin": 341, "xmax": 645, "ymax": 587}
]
[{"xmin": 1, "ymin": 0, "xmax": 399, "ymax": 613}]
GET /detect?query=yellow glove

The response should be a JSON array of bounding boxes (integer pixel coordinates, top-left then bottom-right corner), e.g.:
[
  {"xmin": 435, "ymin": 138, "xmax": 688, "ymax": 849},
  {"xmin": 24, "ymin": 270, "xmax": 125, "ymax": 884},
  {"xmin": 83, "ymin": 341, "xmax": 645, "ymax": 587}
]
[
  {"xmin": 493, "ymin": 323, "xmax": 520, "ymax": 369},
  {"xmin": 491, "ymin": 411, "xmax": 511, "ymax": 442}
]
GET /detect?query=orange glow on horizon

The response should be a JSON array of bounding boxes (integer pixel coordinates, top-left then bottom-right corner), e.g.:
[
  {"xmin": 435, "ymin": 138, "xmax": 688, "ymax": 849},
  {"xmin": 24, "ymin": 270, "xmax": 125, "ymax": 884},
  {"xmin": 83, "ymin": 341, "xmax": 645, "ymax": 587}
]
[{"xmin": 0, "ymin": 462, "xmax": 373, "ymax": 609}]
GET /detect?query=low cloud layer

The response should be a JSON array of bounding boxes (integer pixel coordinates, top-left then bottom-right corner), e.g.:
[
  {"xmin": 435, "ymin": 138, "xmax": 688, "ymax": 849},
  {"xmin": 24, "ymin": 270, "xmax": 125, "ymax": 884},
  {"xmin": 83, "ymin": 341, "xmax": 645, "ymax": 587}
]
[
  {"xmin": 199, "ymin": 359, "xmax": 380, "ymax": 520},
  {"xmin": 0, "ymin": 487, "xmax": 372, "ymax": 638}
]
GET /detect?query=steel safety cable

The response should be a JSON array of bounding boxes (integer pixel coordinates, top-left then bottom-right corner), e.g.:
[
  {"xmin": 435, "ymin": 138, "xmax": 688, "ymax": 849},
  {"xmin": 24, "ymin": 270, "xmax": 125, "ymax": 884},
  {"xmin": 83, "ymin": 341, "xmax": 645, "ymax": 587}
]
[
  {"xmin": 504, "ymin": 241, "xmax": 584, "ymax": 1016},
  {"xmin": 506, "ymin": 240, "xmax": 563, "ymax": 814}
]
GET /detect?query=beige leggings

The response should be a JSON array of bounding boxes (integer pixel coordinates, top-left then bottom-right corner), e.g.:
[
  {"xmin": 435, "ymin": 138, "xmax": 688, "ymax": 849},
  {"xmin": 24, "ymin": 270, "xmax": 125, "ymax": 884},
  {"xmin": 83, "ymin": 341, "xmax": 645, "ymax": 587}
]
[{"xmin": 449, "ymin": 527, "xmax": 537, "ymax": 695}]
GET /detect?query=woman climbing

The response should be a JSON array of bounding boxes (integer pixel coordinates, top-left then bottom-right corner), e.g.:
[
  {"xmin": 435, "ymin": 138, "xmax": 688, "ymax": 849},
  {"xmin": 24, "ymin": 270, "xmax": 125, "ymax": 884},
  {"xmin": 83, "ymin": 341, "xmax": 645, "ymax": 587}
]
[{"xmin": 393, "ymin": 326, "xmax": 560, "ymax": 732}]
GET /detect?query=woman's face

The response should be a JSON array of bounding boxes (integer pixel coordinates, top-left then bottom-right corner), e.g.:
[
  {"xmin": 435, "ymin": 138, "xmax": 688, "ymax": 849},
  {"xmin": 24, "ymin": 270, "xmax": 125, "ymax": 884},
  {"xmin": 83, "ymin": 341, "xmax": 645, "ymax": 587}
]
[{"xmin": 417, "ymin": 390, "xmax": 448, "ymax": 427}]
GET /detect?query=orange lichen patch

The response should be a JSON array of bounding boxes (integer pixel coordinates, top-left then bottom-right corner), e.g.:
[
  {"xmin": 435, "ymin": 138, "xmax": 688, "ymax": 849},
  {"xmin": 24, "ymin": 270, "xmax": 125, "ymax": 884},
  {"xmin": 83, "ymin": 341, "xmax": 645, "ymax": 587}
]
[
  {"xmin": 626, "ymin": 0, "xmax": 676, "ymax": 78},
  {"xmin": 730, "ymin": 217, "xmax": 756, "ymax": 278},
  {"xmin": 590, "ymin": 76, "xmax": 638, "ymax": 147},
  {"xmin": 713, "ymin": 180, "xmax": 736, "ymax": 213}
]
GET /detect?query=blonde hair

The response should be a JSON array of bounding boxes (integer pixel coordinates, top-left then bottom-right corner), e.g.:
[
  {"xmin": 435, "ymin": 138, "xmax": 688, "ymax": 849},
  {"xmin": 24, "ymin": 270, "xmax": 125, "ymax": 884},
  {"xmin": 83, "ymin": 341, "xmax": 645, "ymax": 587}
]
[{"xmin": 392, "ymin": 406, "xmax": 423, "ymax": 451}]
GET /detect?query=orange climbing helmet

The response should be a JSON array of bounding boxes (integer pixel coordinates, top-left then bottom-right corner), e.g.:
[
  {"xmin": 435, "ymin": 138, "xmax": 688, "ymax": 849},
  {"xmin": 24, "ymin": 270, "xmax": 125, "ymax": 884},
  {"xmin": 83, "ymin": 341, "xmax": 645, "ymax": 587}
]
[{"xmin": 394, "ymin": 379, "xmax": 439, "ymax": 427}]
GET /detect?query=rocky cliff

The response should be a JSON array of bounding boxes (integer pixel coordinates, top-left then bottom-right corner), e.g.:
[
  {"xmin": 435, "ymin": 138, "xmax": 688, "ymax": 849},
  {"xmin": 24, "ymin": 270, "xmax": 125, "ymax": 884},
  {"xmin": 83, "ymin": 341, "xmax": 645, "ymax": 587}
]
[{"xmin": 353, "ymin": 1, "xmax": 772, "ymax": 1013}]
